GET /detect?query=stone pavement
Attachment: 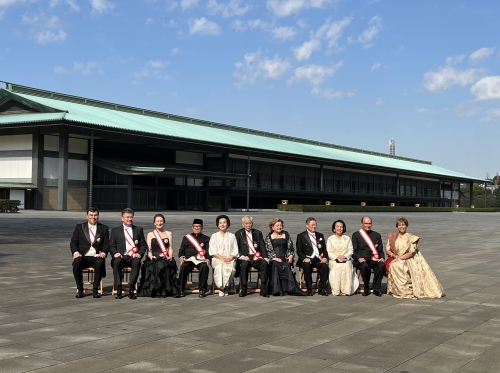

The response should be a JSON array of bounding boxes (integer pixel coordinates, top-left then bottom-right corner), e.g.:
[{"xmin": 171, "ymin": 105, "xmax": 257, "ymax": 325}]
[{"xmin": 1, "ymin": 210, "xmax": 500, "ymax": 373}]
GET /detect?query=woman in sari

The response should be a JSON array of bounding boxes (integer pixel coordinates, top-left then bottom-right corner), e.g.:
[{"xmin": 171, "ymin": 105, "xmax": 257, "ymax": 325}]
[
  {"xmin": 209, "ymin": 215, "xmax": 238, "ymax": 297},
  {"xmin": 138, "ymin": 214, "xmax": 180, "ymax": 298},
  {"xmin": 327, "ymin": 220, "xmax": 359, "ymax": 296},
  {"xmin": 264, "ymin": 218, "xmax": 306, "ymax": 296},
  {"xmin": 386, "ymin": 216, "xmax": 445, "ymax": 299}
]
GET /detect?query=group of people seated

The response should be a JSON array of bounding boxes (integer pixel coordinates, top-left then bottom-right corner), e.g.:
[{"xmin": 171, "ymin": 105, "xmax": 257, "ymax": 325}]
[{"xmin": 71, "ymin": 207, "xmax": 445, "ymax": 300}]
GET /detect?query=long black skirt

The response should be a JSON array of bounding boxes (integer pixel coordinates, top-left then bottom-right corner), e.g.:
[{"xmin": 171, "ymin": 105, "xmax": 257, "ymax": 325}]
[
  {"xmin": 269, "ymin": 261, "xmax": 306, "ymax": 296},
  {"xmin": 138, "ymin": 258, "xmax": 179, "ymax": 297}
]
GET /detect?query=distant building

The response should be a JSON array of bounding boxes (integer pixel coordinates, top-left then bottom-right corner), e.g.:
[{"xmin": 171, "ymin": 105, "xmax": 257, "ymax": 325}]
[
  {"xmin": 0, "ymin": 83, "xmax": 483, "ymax": 211},
  {"xmin": 389, "ymin": 139, "xmax": 396, "ymax": 156}
]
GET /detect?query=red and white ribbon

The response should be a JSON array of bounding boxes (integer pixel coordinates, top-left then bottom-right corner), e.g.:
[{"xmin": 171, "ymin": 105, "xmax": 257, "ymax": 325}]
[
  {"xmin": 124, "ymin": 228, "xmax": 138, "ymax": 256},
  {"xmin": 185, "ymin": 234, "xmax": 206, "ymax": 260},
  {"xmin": 246, "ymin": 232, "xmax": 261, "ymax": 259},
  {"xmin": 153, "ymin": 230, "xmax": 169, "ymax": 258},
  {"xmin": 308, "ymin": 232, "xmax": 322, "ymax": 259},
  {"xmin": 358, "ymin": 229, "xmax": 380, "ymax": 260}
]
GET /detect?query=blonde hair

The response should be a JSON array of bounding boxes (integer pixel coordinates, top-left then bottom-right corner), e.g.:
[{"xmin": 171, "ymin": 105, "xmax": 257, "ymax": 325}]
[
  {"xmin": 395, "ymin": 216, "xmax": 409, "ymax": 227},
  {"xmin": 269, "ymin": 218, "xmax": 284, "ymax": 232}
]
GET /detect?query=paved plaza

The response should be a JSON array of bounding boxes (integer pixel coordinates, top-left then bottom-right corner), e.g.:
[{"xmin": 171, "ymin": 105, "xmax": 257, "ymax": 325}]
[{"xmin": 1, "ymin": 210, "xmax": 500, "ymax": 373}]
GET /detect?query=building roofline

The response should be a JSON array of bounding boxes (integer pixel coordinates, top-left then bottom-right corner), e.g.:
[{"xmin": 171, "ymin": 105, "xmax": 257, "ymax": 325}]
[{"xmin": 3, "ymin": 81, "xmax": 433, "ymax": 166}]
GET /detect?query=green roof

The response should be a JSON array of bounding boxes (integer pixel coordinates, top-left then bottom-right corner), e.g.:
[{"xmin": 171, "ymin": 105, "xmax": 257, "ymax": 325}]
[{"xmin": 0, "ymin": 83, "xmax": 482, "ymax": 182}]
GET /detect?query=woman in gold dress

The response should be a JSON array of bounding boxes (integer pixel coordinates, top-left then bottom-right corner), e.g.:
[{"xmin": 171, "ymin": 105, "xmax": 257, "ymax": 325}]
[{"xmin": 386, "ymin": 216, "xmax": 445, "ymax": 299}]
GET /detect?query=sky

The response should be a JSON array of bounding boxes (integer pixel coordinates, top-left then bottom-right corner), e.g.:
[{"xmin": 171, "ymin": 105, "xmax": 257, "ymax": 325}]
[{"xmin": 1, "ymin": 0, "xmax": 499, "ymax": 179}]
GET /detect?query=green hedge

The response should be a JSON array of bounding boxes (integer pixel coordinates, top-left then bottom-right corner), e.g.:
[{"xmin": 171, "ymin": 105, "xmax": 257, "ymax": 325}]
[
  {"xmin": 0, "ymin": 200, "xmax": 21, "ymax": 213},
  {"xmin": 277, "ymin": 204, "xmax": 500, "ymax": 213}
]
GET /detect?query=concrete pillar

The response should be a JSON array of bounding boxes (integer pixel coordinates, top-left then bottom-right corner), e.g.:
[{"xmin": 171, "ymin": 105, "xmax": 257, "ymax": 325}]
[
  {"xmin": 57, "ymin": 127, "xmax": 69, "ymax": 211},
  {"xmin": 32, "ymin": 129, "xmax": 44, "ymax": 210},
  {"xmin": 469, "ymin": 182, "xmax": 474, "ymax": 207}
]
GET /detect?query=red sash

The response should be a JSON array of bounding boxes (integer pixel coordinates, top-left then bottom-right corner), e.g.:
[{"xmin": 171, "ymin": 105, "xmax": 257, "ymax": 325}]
[
  {"xmin": 153, "ymin": 230, "xmax": 169, "ymax": 258},
  {"xmin": 89, "ymin": 228, "xmax": 96, "ymax": 244},
  {"xmin": 124, "ymin": 229, "xmax": 138, "ymax": 256},
  {"xmin": 185, "ymin": 234, "xmax": 206, "ymax": 260},
  {"xmin": 308, "ymin": 231, "xmax": 323, "ymax": 259},
  {"xmin": 246, "ymin": 232, "xmax": 261, "ymax": 259},
  {"xmin": 358, "ymin": 229, "xmax": 379, "ymax": 260}
]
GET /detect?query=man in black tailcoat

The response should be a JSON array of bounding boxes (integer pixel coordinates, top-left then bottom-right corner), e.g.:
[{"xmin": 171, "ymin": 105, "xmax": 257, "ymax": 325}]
[
  {"xmin": 352, "ymin": 216, "xmax": 385, "ymax": 297},
  {"xmin": 178, "ymin": 219, "xmax": 211, "ymax": 298},
  {"xmin": 71, "ymin": 207, "xmax": 109, "ymax": 299},
  {"xmin": 296, "ymin": 217, "xmax": 329, "ymax": 296},
  {"xmin": 109, "ymin": 208, "xmax": 147, "ymax": 300},
  {"xmin": 235, "ymin": 216, "xmax": 270, "ymax": 297}
]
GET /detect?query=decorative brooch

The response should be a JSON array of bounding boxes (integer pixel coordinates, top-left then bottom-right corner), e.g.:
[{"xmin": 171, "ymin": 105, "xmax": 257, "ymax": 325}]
[{"xmin": 134, "ymin": 240, "xmax": 139, "ymax": 245}]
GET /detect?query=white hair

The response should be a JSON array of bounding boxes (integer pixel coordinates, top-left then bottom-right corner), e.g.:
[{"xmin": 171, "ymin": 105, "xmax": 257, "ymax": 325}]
[{"xmin": 242, "ymin": 215, "xmax": 253, "ymax": 223}]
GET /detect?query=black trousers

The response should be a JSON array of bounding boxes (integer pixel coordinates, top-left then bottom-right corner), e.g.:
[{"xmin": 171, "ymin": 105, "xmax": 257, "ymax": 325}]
[
  {"xmin": 178, "ymin": 260, "xmax": 209, "ymax": 292},
  {"xmin": 355, "ymin": 260, "xmax": 385, "ymax": 292},
  {"xmin": 238, "ymin": 258, "xmax": 270, "ymax": 289},
  {"xmin": 298, "ymin": 258, "xmax": 329, "ymax": 290},
  {"xmin": 112, "ymin": 256, "xmax": 142, "ymax": 290},
  {"xmin": 73, "ymin": 256, "xmax": 105, "ymax": 291}
]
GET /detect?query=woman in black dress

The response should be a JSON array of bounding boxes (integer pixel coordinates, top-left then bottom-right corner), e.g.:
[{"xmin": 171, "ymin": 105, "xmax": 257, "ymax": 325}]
[
  {"xmin": 265, "ymin": 218, "xmax": 305, "ymax": 296},
  {"xmin": 138, "ymin": 214, "xmax": 179, "ymax": 298}
]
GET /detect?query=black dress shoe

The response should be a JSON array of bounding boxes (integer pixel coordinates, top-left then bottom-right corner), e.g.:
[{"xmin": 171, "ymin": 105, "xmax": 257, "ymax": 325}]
[
  {"xmin": 173, "ymin": 293, "xmax": 181, "ymax": 298},
  {"xmin": 373, "ymin": 291, "xmax": 382, "ymax": 297},
  {"xmin": 260, "ymin": 290, "xmax": 270, "ymax": 298},
  {"xmin": 115, "ymin": 290, "xmax": 123, "ymax": 299},
  {"xmin": 239, "ymin": 289, "xmax": 247, "ymax": 297},
  {"xmin": 92, "ymin": 289, "xmax": 101, "ymax": 299},
  {"xmin": 361, "ymin": 291, "xmax": 369, "ymax": 296},
  {"xmin": 306, "ymin": 290, "xmax": 313, "ymax": 296},
  {"xmin": 199, "ymin": 290, "xmax": 207, "ymax": 298},
  {"xmin": 179, "ymin": 292, "xmax": 186, "ymax": 298},
  {"xmin": 75, "ymin": 290, "xmax": 84, "ymax": 299},
  {"xmin": 129, "ymin": 291, "xmax": 137, "ymax": 300},
  {"xmin": 320, "ymin": 289, "xmax": 329, "ymax": 296}
]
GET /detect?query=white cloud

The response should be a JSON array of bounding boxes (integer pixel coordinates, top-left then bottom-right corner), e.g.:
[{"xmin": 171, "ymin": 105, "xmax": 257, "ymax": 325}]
[
  {"xmin": 315, "ymin": 16, "xmax": 351, "ymax": 49},
  {"xmin": 90, "ymin": 0, "xmax": 114, "ymax": 13},
  {"xmin": 370, "ymin": 62, "xmax": 381, "ymax": 72},
  {"xmin": 454, "ymin": 104, "xmax": 482, "ymax": 118},
  {"xmin": 231, "ymin": 18, "xmax": 270, "ymax": 32},
  {"xmin": 145, "ymin": 17, "xmax": 154, "ymax": 25},
  {"xmin": 288, "ymin": 62, "xmax": 343, "ymax": 86},
  {"xmin": 189, "ymin": 17, "xmax": 221, "ymax": 35},
  {"xmin": 266, "ymin": 0, "xmax": 336, "ymax": 18},
  {"xmin": 445, "ymin": 55, "xmax": 465, "ymax": 65},
  {"xmin": 181, "ymin": 0, "xmax": 199, "ymax": 11},
  {"xmin": 272, "ymin": 26, "xmax": 297, "ymax": 41},
  {"xmin": 423, "ymin": 66, "xmax": 486, "ymax": 91},
  {"xmin": 22, "ymin": 13, "xmax": 67, "ymax": 44},
  {"xmin": 481, "ymin": 108, "xmax": 500, "ymax": 122},
  {"xmin": 50, "ymin": 0, "xmax": 80, "ymax": 11},
  {"xmin": 311, "ymin": 86, "xmax": 344, "ymax": 99},
  {"xmin": 233, "ymin": 50, "xmax": 291, "ymax": 87},
  {"xmin": 171, "ymin": 47, "xmax": 179, "ymax": 55},
  {"xmin": 134, "ymin": 60, "xmax": 170, "ymax": 80},
  {"xmin": 376, "ymin": 97, "xmax": 383, "ymax": 106},
  {"xmin": 293, "ymin": 39, "xmax": 320, "ymax": 60},
  {"xmin": 469, "ymin": 47, "xmax": 495, "ymax": 64},
  {"xmin": 415, "ymin": 108, "xmax": 433, "ymax": 114},
  {"xmin": 0, "ymin": 0, "xmax": 26, "ymax": 15},
  {"xmin": 349, "ymin": 15, "xmax": 382, "ymax": 48},
  {"xmin": 470, "ymin": 76, "xmax": 500, "ymax": 100},
  {"xmin": 34, "ymin": 29, "xmax": 66, "ymax": 44},
  {"xmin": 207, "ymin": 0, "xmax": 250, "ymax": 18},
  {"xmin": 54, "ymin": 61, "xmax": 101, "ymax": 75}
]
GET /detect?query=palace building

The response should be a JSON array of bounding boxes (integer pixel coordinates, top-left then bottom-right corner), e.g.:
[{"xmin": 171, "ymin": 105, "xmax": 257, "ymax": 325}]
[{"xmin": 0, "ymin": 82, "xmax": 480, "ymax": 211}]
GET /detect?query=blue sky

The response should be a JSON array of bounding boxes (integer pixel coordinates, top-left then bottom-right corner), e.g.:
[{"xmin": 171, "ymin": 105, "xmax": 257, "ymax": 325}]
[{"xmin": 1, "ymin": 0, "xmax": 499, "ymax": 179}]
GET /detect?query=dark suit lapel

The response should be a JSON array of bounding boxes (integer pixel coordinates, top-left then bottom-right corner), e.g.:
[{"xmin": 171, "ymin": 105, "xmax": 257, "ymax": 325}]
[
  {"xmin": 304, "ymin": 231, "xmax": 313, "ymax": 248},
  {"xmin": 82, "ymin": 222, "xmax": 91, "ymax": 243}
]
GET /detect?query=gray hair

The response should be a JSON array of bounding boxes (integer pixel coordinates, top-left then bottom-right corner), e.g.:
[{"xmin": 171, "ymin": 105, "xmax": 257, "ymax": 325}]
[
  {"xmin": 306, "ymin": 217, "xmax": 316, "ymax": 225},
  {"xmin": 242, "ymin": 215, "xmax": 253, "ymax": 223}
]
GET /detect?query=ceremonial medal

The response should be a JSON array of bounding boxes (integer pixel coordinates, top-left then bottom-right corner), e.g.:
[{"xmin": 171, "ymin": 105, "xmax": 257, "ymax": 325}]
[
  {"xmin": 132, "ymin": 247, "xmax": 138, "ymax": 253},
  {"xmin": 200, "ymin": 243, "xmax": 204, "ymax": 247},
  {"xmin": 318, "ymin": 244, "xmax": 322, "ymax": 248},
  {"xmin": 254, "ymin": 244, "xmax": 258, "ymax": 248},
  {"xmin": 134, "ymin": 240, "xmax": 139, "ymax": 245},
  {"xmin": 319, "ymin": 237, "xmax": 323, "ymax": 241},
  {"xmin": 164, "ymin": 238, "xmax": 169, "ymax": 244},
  {"xmin": 96, "ymin": 238, "xmax": 101, "ymax": 242}
]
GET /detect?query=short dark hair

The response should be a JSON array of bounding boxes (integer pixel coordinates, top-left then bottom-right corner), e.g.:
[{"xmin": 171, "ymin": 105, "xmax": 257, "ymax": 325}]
[
  {"xmin": 122, "ymin": 208, "xmax": 134, "ymax": 216},
  {"xmin": 153, "ymin": 214, "xmax": 165, "ymax": 223},
  {"xmin": 361, "ymin": 216, "xmax": 372, "ymax": 223},
  {"xmin": 305, "ymin": 217, "xmax": 316, "ymax": 225},
  {"xmin": 87, "ymin": 207, "xmax": 99, "ymax": 214},
  {"xmin": 216, "ymin": 214, "xmax": 230, "ymax": 228},
  {"xmin": 332, "ymin": 219, "xmax": 346, "ymax": 234}
]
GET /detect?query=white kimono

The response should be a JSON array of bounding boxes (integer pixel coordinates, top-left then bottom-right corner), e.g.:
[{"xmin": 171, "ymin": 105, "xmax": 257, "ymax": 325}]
[{"xmin": 209, "ymin": 231, "xmax": 238, "ymax": 289}]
